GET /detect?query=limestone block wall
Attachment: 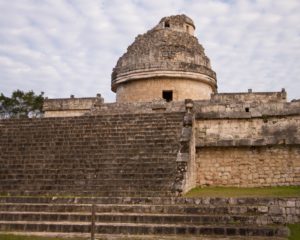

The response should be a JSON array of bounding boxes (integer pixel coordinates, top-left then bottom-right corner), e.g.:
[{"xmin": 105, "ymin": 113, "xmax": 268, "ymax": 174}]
[
  {"xmin": 116, "ymin": 78, "xmax": 214, "ymax": 103},
  {"xmin": 43, "ymin": 97, "xmax": 103, "ymax": 118},
  {"xmin": 210, "ymin": 91, "xmax": 287, "ymax": 104},
  {"xmin": 194, "ymin": 103, "xmax": 300, "ymax": 187},
  {"xmin": 44, "ymin": 110, "xmax": 91, "ymax": 118},
  {"xmin": 90, "ymin": 100, "xmax": 185, "ymax": 115},
  {"xmin": 196, "ymin": 146, "xmax": 300, "ymax": 187},
  {"xmin": 196, "ymin": 116, "xmax": 300, "ymax": 147}
]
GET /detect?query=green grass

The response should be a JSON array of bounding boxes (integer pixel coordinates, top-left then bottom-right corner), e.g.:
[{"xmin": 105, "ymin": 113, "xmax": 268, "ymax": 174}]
[
  {"xmin": 184, "ymin": 186, "xmax": 300, "ymax": 198},
  {"xmin": 288, "ymin": 224, "xmax": 300, "ymax": 240}
]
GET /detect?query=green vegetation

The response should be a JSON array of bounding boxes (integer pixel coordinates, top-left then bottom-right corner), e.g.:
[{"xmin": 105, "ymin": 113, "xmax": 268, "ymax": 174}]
[
  {"xmin": 184, "ymin": 186, "xmax": 300, "ymax": 198},
  {"xmin": 0, "ymin": 90, "xmax": 44, "ymax": 119},
  {"xmin": 288, "ymin": 224, "xmax": 300, "ymax": 240}
]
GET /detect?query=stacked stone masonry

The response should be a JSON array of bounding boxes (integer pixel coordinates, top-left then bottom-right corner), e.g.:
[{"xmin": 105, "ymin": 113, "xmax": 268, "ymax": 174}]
[
  {"xmin": 112, "ymin": 14, "xmax": 217, "ymax": 102},
  {"xmin": 0, "ymin": 112, "xmax": 184, "ymax": 196},
  {"xmin": 192, "ymin": 95, "xmax": 300, "ymax": 187},
  {"xmin": 0, "ymin": 196, "xmax": 297, "ymax": 237},
  {"xmin": 197, "ymin": 146, "xmax": 300, "ymax": 187},
  {"xmin": 43, "ymin": 95, "xmax": 104, "ymax": 117}
]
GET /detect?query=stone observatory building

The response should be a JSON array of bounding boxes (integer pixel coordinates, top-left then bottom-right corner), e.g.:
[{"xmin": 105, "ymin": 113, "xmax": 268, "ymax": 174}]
[
  {"xmin": 112, "ymin": 15, "xmax": 217, "ymax": 102},
  {"xmin": 1, "ymin": 14, "xmax": 300, "ymax": 238}
]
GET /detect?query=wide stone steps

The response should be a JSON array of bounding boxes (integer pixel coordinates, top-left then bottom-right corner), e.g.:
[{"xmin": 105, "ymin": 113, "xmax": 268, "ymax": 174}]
[
  {"xmin": 0, "ymin": 203, "xmax": 279, "ymax": 215},
  {"xmin": 0, "ymin": 221, "xmax": 287, "ymax": 237},
  {"xmin": 0, "ymin": 212, "xmax": 260, "ymax": 225},
  {"xmin": 1, "ymin": 112, "xmax": 184, "ymax": 196},
  {"xmin": 0, "ymin": 196, "xmax": 284, "ymax": 205},
  {"xmin": 0, "ymin": 197, "xmax": 290, "ymax": 238}
]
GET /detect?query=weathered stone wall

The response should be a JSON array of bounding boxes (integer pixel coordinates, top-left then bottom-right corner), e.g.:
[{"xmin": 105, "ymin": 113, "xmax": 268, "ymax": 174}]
[
  {"xmin": 116, "ymin": 78, "xmax": 214, "ymax": 102},
  {"xmin": 44, "ymin": 110, "xmax": 91, "ymax": 118},
  {"xmin": 196, "ymin": 116, "xmax": 300, "ymax": 147},
  {"xmin": 89, "ymin": 100, "xmax": 185, "ymax": 115},
  {"xmin": 43, "ymin": 96, "xmax": 103, "ymax": 118},
  {"xmin": 173, "ymin": 100, "xmax": 197, "ymax": 195},
  {"xmin": 210, "ymin": 91, "xmax": 287, "ymax": 104},
  {"xmin": 112, "ymin": 15, "xmax": 217, "ymax": 103},
  {"xmin": 195, "ymin": 98, "xmax": 300, "ymax": 187},
  {"xmin": 196, "ymin": 146, "xmax": 300, "ymax": 187},
  {"xmin": 194, "ymin": 99, "xmax": 300, "ymax": 120},
  {"xmin": 194, "ymin": 97, "xmax": 300, "ymax": 187}
]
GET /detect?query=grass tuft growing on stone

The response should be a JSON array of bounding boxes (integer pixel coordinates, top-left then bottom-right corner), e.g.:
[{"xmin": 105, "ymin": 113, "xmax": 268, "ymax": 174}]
[
  {"xmin": 288, "ymin": 223, "xmax": 300, "ymax": 240},
  {"xmin": 184, "ymin": 186, "xmax": 300, "ymax": 198}
]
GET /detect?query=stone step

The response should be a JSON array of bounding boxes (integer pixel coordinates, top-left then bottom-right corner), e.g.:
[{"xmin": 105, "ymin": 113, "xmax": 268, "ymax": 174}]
[
  {"xmin": 0, "ymin": 162, "xmax": 177, "ymax": 169},
  {"xmin": 0, "ymin": 167, "xmax": 176, "ymax": 175},
  {"xmin": 0, "ymin": 221, "xmax": 288, "ymax": 237},
  {"xmin": 0, "ymin": 197, "xmax": 284, "ymax": 206},
  {"xmin": 0, "ymin": 191, "xmax": 173, "ymax": 197},
  {"xmin": 0, "ymin": 212, "xmax": 264, "ymax": 225},
  {"xmin": 0, "ymin": 185, "xmax": 174, "ymax": 193},
  {"xmin": 0, "ymin": 203, "xmax": 270, "ymax": 215},
  {"xmin": 0, "ymin": 174, "xmax": 175, "ymax": 180},
  {"xmin": 0, "ymin": 178, "xmax": 174, "ymax": 185},
  {"xmin": 0, "ymin": 232, "xmax": 288, "ymax": 240}
]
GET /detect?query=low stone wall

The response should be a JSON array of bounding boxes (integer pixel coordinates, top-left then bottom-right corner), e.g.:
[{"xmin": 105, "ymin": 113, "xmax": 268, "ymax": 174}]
[
  {"xmin": 210, "ymin": 91, "xmax": 287, "ymax": 104},
  {"xmin": 43, "ymin": 96, "xmax": 103, "ymax": 118},
  {"xmin": 196, "ymin": 146, "xmax": 300, "ymax": 187},
  {"xmin": 177, "ymin": 197, "xmax": 300, "ymax": 225},
  {"xmin": 90, "ymin": 100, "xmax": 185, "ymax": 115}
]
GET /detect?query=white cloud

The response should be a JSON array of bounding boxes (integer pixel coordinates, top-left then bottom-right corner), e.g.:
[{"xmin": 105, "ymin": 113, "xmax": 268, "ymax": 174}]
[{"xmin": 0, "ymin": 0, "xmax": 299, "ymax": 102}]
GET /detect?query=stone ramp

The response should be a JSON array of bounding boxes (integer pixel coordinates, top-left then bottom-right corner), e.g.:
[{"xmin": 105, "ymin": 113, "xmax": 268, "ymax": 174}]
[
  {"xmin": 0, "ymin": 112, "xmax": 184, "ymax": 197},
  {"xmin": 0, "ymin": 197, "xmax": 289, "ymax": 238}
]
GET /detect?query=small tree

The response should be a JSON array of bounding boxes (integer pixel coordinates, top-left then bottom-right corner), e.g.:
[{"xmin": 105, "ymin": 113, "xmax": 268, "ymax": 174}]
[{"xmin": 0, "ymin": 90, "xmax": 44, "ymax": 119}]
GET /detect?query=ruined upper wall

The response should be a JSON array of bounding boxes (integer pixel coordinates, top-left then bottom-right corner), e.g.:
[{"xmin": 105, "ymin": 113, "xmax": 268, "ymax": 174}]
[
  {"xmin": 193, "ymin": 91, "xmax": 300, "ymax": 147},
  {"xmin": 211, "ymin": 90, "xmax": 287, "ymax": 104},
  {"xmin": 43, "ymin": 95, "xmax": 104, "ymax": 117},
  {"xmin": 195, "ymin": 100, "xmax": 300, "ymax": 120},
  {"xmin": 158, "ymin": 14, "xmax": 195, "ymax": 35}
]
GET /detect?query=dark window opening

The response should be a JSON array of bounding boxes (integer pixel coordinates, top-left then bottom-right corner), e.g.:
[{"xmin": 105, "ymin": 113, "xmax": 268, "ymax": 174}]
[
  {"xmin": 186, "ymin": 25, "xmax": 189, "ymax": 32},
  {"xmin": 245, "ymin": 107, "xmax": 250, "ymax": 112},
  {"xmin": 164, "ymin": 21, "xmax": 170, "ymax": 28},
  {"xmin": 163, "ymin": 90, "xmax": 173, "ymax": 102}
]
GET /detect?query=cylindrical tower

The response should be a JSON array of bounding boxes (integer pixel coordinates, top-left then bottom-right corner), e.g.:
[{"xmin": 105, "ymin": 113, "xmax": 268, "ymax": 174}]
[{"xmin": 111, "ymin": 14, "xmax": 217, "ymax": 103}]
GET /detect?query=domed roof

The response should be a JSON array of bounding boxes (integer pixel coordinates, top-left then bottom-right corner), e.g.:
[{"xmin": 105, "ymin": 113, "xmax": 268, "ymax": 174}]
[{"xmin": 111, "ymin": 14, "xmax": 217, "ymax": 92}]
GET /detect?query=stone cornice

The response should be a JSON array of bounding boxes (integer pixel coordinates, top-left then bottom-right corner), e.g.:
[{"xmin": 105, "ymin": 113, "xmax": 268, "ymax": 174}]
[{"xmin": 111, "ymin": 69, "xmax": 217, "ymax": 92}]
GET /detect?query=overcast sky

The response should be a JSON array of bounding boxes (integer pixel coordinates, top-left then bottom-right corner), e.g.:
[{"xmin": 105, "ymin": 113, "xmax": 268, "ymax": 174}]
[{"xmin": 0, "ymin": 0, "xmax": 299, "ymax": 102}]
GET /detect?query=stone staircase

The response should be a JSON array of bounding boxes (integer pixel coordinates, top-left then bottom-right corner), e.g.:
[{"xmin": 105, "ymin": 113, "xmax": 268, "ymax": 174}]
[
  {"xmin": 0, "ymin": 111, "xmax": 292, "ymax": 238},
  {"xmin": 0, "ymin": 112, "xmax": 184, "ymax": 197},
  {"xmin": 0, "ymin": 197, "xmax": 289, "ymax": 238}
]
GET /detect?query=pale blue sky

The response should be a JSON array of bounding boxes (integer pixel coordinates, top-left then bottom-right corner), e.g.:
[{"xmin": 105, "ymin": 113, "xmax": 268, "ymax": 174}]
[{"xmin": 0, "ymin": 0, "xmax": 299, "ymax": 102}]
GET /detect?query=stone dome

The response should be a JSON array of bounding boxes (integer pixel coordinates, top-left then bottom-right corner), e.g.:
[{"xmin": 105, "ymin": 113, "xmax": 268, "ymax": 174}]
[{"xmin": 111, "ymin": 14, "xmax": 217, "ymax": 103}]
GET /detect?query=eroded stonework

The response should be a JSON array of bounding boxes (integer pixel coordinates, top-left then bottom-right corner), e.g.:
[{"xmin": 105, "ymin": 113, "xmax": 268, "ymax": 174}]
[{"xmin": 112, "ymin": 14, "xmax": 217, "ymax": 102}]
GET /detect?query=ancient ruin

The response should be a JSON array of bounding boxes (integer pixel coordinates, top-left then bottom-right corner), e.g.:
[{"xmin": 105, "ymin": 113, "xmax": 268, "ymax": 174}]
[{"xmin": 0, "ymin": 14, "xmax": 299, "ymax": 239}]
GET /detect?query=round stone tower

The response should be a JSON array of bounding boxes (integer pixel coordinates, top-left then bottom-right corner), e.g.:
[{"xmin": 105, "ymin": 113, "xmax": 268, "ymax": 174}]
[{"xmin": 111, "ymin": 14, "xmax": 217, "ymax": 103}]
